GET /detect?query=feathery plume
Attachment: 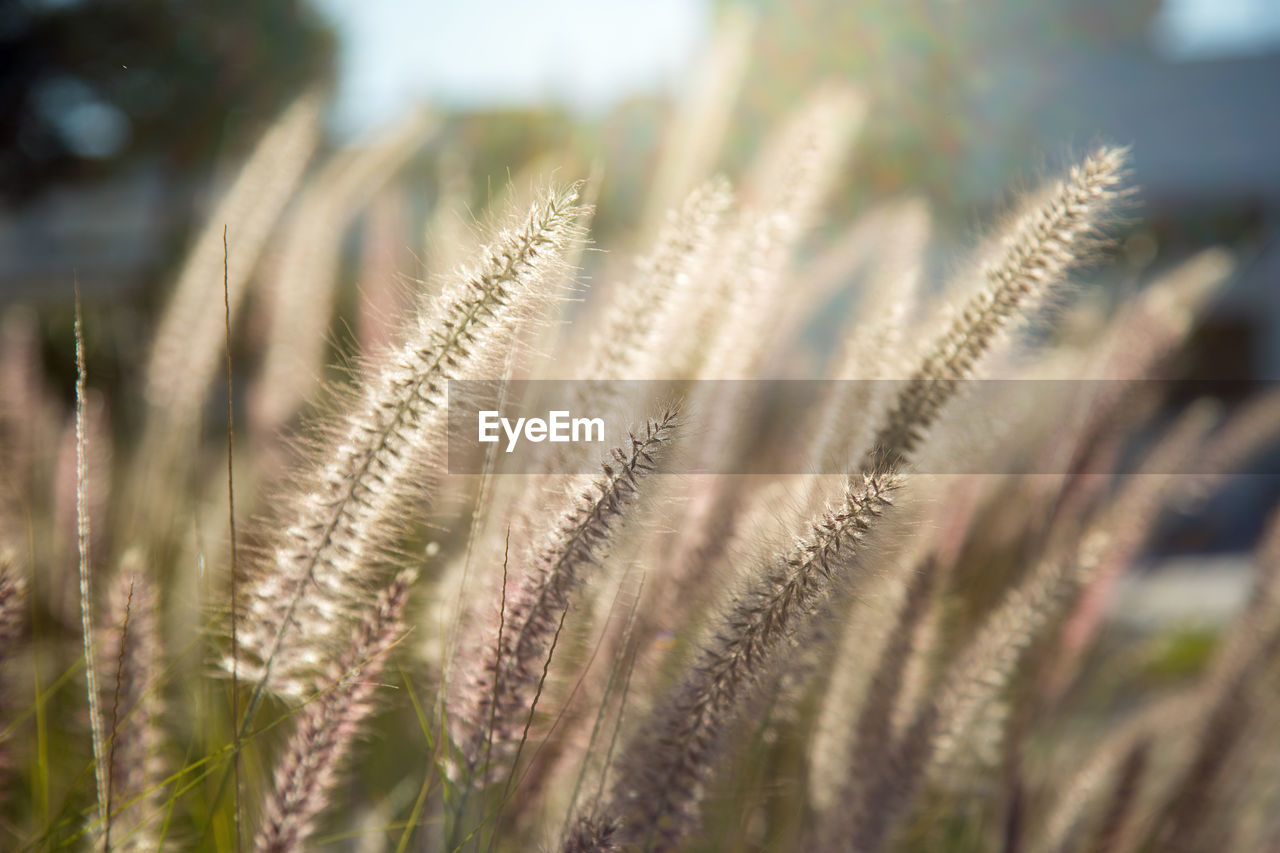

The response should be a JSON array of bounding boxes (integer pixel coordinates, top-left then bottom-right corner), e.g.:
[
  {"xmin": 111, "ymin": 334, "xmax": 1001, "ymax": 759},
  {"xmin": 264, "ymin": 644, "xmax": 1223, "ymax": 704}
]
[
  {"xmin": 928, "ymin": 403, "xmax": 1217, "ymax": 781},
  {"xmin": 1094, "ymin": 248, "xmax": 1233, "ymax": 384},
  {"xmin": 0, "ymin": 548, "xmax": 24, "ymax": 788},
  {"xmin": 1040, "ymin": 503, "xmax": 1280, "ymax": 853},
  {"xmin": 866, "ymin": 146, "xmax": 1128, "ymax": 472},
  {"xmin": 1050, "ymin": 388, "xmax": 1280, "ymax": 699},
  {"xmin": 619, "ymin": 98, "xmax": 870, "ymax": 709},
  {"xmin": 1082, "ymin": 739, "xmax": 1150, "ymax": 853},
  {"xmin": 450, "ymin": 411, "xmax": 678, "ymax": 777},
  {"xmin": 639, "ymin": 7, "xmax": 752, "ymax": 235},
  {"xmin": 53, "ymin": 390, "xmax": 111, "ymax": 574},
  {"xmin": 0, "ymin": 550, "xmax": 23, "ymax": 653},
  {"xmin": 1209, "ymin": 506, "xmax": 1280, "ymax": 687},
  {"xmin": 145, "ymin": 91, "xmax": 323, "ymax": 435},
  {"xmin": 700, "ymin": 85, "xmax": 867, "ymax": 383},
  {"xmin": 1042, "ymin": 247, "xmax": 1234, "ymax": 490},
  {"xmin": 807, "ymin": 196, "xmax": 930, "ymax": 477},
  {"xmin": 1036, "ymin": 250, "xmax": 1235, "ymax": 692},
  {"xmin": 815, "ymin": 555, "xmax": 939, "ymax": 826},
  {"xmin": 770, "ymin": 196, "xmax": 921, "ymax": 356},
  {"xmin": 561, "ymin": 815, "xmax": 622, "ymax": 853},
  {"xmin": 73, "ymin": 287, "xmax": 109, "ymax": 831},
  {"xmin": 603, "ymin": 469, "xmax": 899, "ymax": 851},
  {"xmin": 832, "ymin": 405, "xmax": 1214, "ymax": 853},
  {"xmin": 1039, "ymin": 693, "xmax": 1196, "ymax": 853},
  {"xmin": 96, "ymin": 568, "xmax": 165, "ymax": 852},
  {"xmin": 251, "ymin": 108, "xmax": 437, "ymax": 436},
  {"xmin": 1146, "ymin": 508, "xmax": 1280, "ymax": 852},
  {"xmin": 584, "ymin": 178, "xmax": 734, "ymax": 383},
  {"xmin": 254, "ymin": 570, "xmax": 414, "ymax": 853},
  {"xmin": 234, "ymin": 183, "xmax": 590, "ymax": 700}
]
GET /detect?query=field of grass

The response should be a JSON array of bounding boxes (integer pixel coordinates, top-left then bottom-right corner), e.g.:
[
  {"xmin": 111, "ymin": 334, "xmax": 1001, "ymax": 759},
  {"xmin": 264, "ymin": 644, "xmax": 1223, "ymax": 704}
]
[{"xmin": 1, "ymin": 46, "xmax": 1278, "ymax": 853}]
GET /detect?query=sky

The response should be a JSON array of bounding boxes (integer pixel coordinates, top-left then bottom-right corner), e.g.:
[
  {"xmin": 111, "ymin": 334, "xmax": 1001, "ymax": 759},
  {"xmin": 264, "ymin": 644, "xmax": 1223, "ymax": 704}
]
[
  {"xmin": 1153, "ymin": 0, "xmax": 1280, "ymax": 59},
  {"xmin": 309, "ymin": 0, "xmax": 1280, "ymax": 137},
  {"xmin": 309, "ymin": 0, "xmax": 711, "ymax": 136}
]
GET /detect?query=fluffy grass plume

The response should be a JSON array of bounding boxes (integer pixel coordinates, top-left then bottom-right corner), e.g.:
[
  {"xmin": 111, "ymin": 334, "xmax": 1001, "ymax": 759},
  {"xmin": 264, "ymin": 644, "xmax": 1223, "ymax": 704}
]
[
  {"xmin": 254, "ymin": 569, "xmax": 414, "ymax": 853},
  {"xmin": 868, "ymin": 146, "xmax": 1128, "ymax": 472},
  {"xmin": 145, "ymin": 91, "xmax": 322, "ymax": 436},
  {"xmin": 95, "ymin": 569, "xmax": 164, "ymax": 852},
  {"xmin": 601, "ymin": 469, "xmax": 899, "ymax": 851},
  {"xmin": 4, "ymin": 40, "xmax": 1279, "ymax": 853},
  {"xmin": 73, "ymin": 285, "xmax": 110, "ymax": 834},
  {"xmin": 250, "ymin": 108, "xmax": 438, "ymax": 435},
  {"xmin": 449, "ymin": 410, "xmax": 679, "ymax": 778},
  {"xmin": 233, "ymin": 182, "xmax": 590, "ymax": 700}
]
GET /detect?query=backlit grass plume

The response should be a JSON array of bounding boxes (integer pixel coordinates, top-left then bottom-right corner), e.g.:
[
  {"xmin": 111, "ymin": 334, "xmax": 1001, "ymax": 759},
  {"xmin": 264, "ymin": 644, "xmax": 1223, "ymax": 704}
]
[
  {"xmin": 254, "ymin": 570, "xmax": 414, "ymax": 853},
  {"xmin": 4, "ymin": 46, "xmax": 1279, "ymax": 853},
  {"xmin": 583, "ymin": 179, "xmax": 733, "ymax": 383},
  {"xmin": 867, "ymin": 146, "xmax": 1128, "ymax": 472},
  {"xmin": 0, "ymin": 551, "xmax": 24, "ymax": 654},
  {"xmin": 95, "ymin": 569, "xmax": 165, "ymax": 852},
  {"xmin": 251, "ymin": 108, "xmax": 438, "ymax": 435},
  {"xmin": 449, "ymin": 410, "xmax": 679, "ymax": 779},
  {"xmin": 145, "ymin": 91, "xmax": 322, "ymax": 439},
  {"xmin": 233, "ymin": 182, "xmax": 590, "ymax": 700},
  {"xmin": 600, "ymin": 469, "xmax": 899, "ymax": 851}
]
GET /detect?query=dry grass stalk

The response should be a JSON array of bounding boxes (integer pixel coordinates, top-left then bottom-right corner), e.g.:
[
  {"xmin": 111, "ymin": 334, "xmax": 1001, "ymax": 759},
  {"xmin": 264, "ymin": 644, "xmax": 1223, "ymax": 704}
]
[
  {"xmin": 1140, "ymin": 509, "xmax": 1280, "ymax": 852},
  {"xmin": 145, "ymin": 91, "xmax": 323, "ymax": 438},
  {"xmin": 1038, "ymin": 251, "xmax": 1234, "ymax": 691},
  {"xmin": 9, "ymin": 53, "xmax": 1280, "ymax": 853},
  {"xmin": 1093, "ymin": 248, "xmax": 1233, "ymax": 383},
  {"xmin": 928, "ymin": 403, "xmax": 1218, "ymax": 781},
  {"xmin": 449, "ymin": 411, "xmax": 678, "ymax": 779},
  {"xmin": 815, "ymin": 555, "xmax": 940, "ymax": 830},
  {"xmin": 509, "ymin": 182, "xmax": 734, "ymax": 724},
  {"xmin": 0, "ymin": 549, "xmax": 24, "ymax": 788},
  {"xmin": 73, "ymin": 288, "xmax": 110, "ymax": 833},
  {"xmin": 234, "ymin": 183, "xmax": 590, "ymax": 700},
  {"xmin": 585, "ymin": 178, "xmax": 734, "ymax": 384},
  {"xmin": 1035, "ymin": 248, "xmax": 1234, "ymax": 503},
  {"xmin": 254, "ymin": 569, "xmax": 414, "ymax": 853},
  {"xmin": 831, "ymin": 404, "xmax": 1214, "ymax": 853},
  {"xmin": 1080, "ymin": 738, "xmax": 1150, "ymax": 853},
  {"xmin": 96, "ymin": 569, "xmax": 164, "ymax": 852},
  {"xmin": 867, "ymin": 146, "xmax": 1128, "ymax": 473},
  {"xmin": 1040, "ymin": 510, "xmax": 1280, "ymax": 853},
  {"xmin": 621, "ymin": 101, "xmax": 872, "ymax": 704},
  {"xmin": 1038, "ymin": 690, "xmax": 1198, "ymax": 853},
  {"xmin": 601, "ymin": 469, "xmax": 899, "ymax": 851},
  {"xmin": 251, "ymin": 108, "xmax": 437, "ymax": 436},
  {"xmin": 701, "ymin": 86, "xmax": 865, "ymax": 384},
  {"xmin": 639, "ymin": 7, "xmax": 753, "ymax": 235},
  {"xmin": 53, "ymin": 390, "xmax": 110, "ymax": 576},
  {"xmin": 532, "ymin": 179, "xmax": 730, "ymax": 489},
  {"xmin": 807, "ymin": 196, "xmax": 930, "ymax": 477},
  {"xmin": 0, "ymin": 551, "xmax": 23, "ymax": 653}
]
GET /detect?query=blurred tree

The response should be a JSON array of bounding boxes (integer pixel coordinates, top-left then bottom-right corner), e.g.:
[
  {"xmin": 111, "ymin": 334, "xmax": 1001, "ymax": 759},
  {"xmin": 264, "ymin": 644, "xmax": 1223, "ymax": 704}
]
[
  {"xmin": 0, "ymin": 0, "xmax": 335, "ymax": 201},
  {"xmin": 721, "ymin": 0, "xmax": 1161, "ymax": 216}
]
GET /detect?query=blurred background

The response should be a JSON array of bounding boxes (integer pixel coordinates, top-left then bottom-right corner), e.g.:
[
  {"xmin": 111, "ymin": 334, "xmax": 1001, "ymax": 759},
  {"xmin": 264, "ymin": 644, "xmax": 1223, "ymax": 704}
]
[{"xmin": 1, "ymin": 0, "xmax": 1277, "ymax": 556}]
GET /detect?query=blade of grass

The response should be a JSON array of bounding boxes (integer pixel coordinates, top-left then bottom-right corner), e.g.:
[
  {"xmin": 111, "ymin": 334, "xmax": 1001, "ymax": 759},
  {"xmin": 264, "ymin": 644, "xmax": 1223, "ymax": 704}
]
[{"xmin": 73, "ymin": 278, "xmax": 109, "ymax": 841}]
